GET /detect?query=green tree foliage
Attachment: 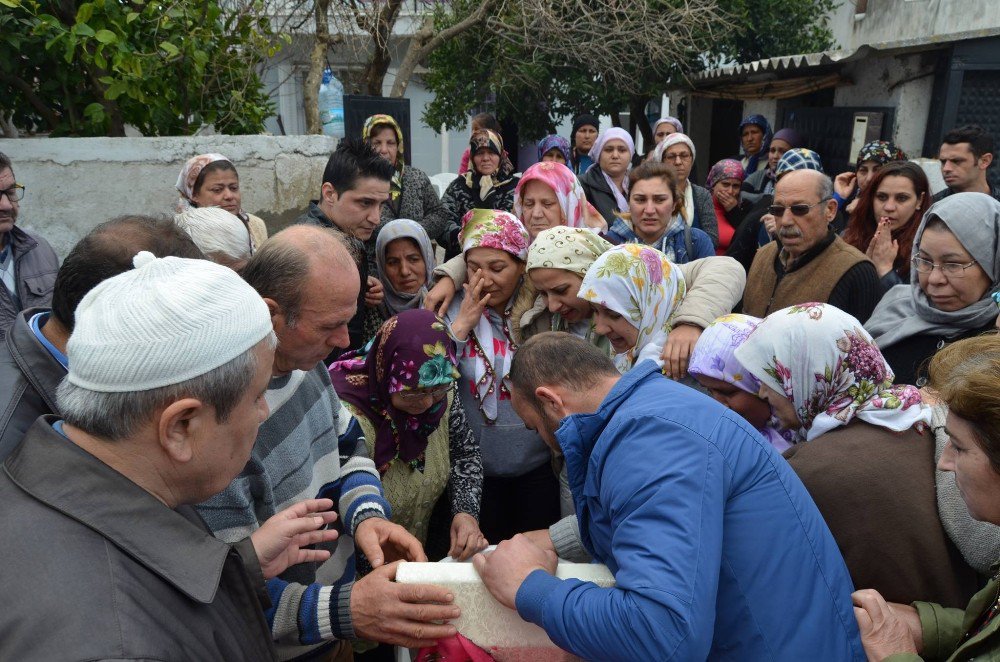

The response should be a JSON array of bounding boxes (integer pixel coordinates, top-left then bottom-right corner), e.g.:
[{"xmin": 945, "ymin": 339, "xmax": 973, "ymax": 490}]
[
  {"xmin": 0, "ymin": 0, "xmax": 285, "ymax": 136},
  {"xmin": 423, "ymin": 0, "xmax": 836, "ymax": 141}
]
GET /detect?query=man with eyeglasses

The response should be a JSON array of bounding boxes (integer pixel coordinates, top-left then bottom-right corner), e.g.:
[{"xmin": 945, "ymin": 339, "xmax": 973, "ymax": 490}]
[
  {"xmin": 743, "ymin": 169, "xmax": 880, "ymax": 321},
  {"xmin": 0, "ymin": 152, "xmax": 58, "ymax": 340}
]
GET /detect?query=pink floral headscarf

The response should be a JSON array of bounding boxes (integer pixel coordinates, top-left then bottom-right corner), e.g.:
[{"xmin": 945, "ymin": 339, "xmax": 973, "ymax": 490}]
[
  {"xmin": 460, "ymin": 209, "xmax": 529, "ymax": 261},
  {"xmin": 514, "ymin": 161, "xmax": 606, "ymax": 235},
  {"xmin": 175, "ymin": 153, "xmax": 231, "ymax": 213},
  {"xmin": 734, "ymin": 303, "xmax": 930, "ymax": 444}
]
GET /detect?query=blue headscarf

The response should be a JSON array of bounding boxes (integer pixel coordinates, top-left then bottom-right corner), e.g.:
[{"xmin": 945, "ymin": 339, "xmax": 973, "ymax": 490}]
[
  {"xmin": 738, "ymin": 115, "xmax": 773, "ymax": 175},
  {"xmin": 537, "ymin": 134, "xmax": 571, "ymax": 163}
]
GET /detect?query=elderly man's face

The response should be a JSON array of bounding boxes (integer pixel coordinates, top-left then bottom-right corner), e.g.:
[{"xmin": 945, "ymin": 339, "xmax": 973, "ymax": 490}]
[
  {"xmin": 271, "ymin": 259, "xmax": 360, "ymax": 374},
  {"xmin": 0, "ymin": 167, "xmax": 20, "ymax": 235},
  {"xmin": 772, "ymin": 171, "xmax": 836, "ymax": 259}
]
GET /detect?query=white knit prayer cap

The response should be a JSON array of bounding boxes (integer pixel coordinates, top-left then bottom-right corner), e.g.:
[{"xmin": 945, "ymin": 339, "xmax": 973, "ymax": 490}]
[
  {"xmin": 174, "ymin": 207, "xmax": 252, "ymax": 263},
  {"xmin": 67, "ymin": 251, "xmax": 273, "ymax": 392}
]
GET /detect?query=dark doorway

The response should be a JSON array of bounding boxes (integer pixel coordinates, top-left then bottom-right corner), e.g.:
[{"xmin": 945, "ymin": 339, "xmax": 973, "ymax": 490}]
[{"xmin": 706, "ymin": 99, "xmax": 744, "ymax": 184}]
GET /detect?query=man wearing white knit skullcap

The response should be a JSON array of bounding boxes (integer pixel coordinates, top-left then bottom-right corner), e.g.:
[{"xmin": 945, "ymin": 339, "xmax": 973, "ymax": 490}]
[
  {"xmin": 0, "ymin": 252, "xmax": 341, "ymax": 659},
  {"xmin": 174, "ymin": 206, "xmax": 253, "ymax": 269}
]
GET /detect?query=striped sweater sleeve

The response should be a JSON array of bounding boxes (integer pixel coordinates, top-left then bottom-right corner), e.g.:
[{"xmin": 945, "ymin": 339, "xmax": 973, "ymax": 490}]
[{"xmin": 329, "ymin": 400, "xmax": 391, "ymax": 531}]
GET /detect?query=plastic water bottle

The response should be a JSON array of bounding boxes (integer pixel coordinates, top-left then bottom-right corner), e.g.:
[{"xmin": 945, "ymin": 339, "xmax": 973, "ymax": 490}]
[{"xmin": 318, "ymin": 68, "xmax": 345, "ymax": 138}]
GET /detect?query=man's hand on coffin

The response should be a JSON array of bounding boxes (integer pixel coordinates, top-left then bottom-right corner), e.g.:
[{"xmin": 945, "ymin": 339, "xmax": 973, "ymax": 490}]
[{"xmin": 473, "ymin": 534, "xmax": 557, "ymax": 609}]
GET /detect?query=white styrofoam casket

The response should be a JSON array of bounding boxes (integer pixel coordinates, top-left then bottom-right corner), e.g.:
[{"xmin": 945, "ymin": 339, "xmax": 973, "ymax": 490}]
[{"xmin": 395, "ymin": 560, "xmax": 615, "ymax": 662}]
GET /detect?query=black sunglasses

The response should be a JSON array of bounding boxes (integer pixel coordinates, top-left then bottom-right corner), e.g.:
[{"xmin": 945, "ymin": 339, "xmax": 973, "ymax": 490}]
[{"xmin": 768, "ymin": 197, "xmax": 832, "ymax": 217}]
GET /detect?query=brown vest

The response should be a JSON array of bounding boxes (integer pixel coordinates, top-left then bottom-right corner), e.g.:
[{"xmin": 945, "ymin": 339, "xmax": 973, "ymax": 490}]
[{"xmin": 743, "ymin": 236, "xmax": 868, "ymax": 317}]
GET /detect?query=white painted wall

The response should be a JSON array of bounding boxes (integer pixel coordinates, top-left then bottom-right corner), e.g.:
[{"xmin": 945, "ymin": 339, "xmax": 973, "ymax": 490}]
[
  {"xmin": 0, "ymin": 135, "xmax": 337, "ymax": 258},
  {"xmin": 829, "ymin": 0, "xmax": 1000, "ymax": 51}
]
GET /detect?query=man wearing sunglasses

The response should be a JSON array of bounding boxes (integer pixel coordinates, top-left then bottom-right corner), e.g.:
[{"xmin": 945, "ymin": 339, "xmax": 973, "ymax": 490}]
[
  {"xmin": 0, "ymin": 152, "xmax": 58, "ymax": 341},
  {"xmin": 743, "ymin": 169, "xmax": 880, "ymax": 321}
]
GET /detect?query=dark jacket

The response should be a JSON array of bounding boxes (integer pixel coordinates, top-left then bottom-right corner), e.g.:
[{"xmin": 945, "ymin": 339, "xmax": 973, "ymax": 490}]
[
  {"xmin": 0, "ymin": 309, "xmax": 64, "ymax": 461},
  {"xmin": 881, "ymin": 320, "xmax": 999, "ymax": 388},
  {"xmin": 579, "ymin": 164, "xmax": 624, "ymax": 227},
  {"xmin": 440, "ymin": 174, "xmax": 519, "ymax": 227},
  {"xmin": 785, "ymin": 420, "xmax": 982, "ymax": 609},
  {"xmin": 689, "ymin": 183, "xmax": 720, "ymax": 246},
  {"xmin": 295, "ymin": 202, "xmax": 370, "ymax": 353},
  {"xmin": 0, "ymin": 226, "xmax": 58, "ymax": 341},
  {"xmin": 0, "ymin": 418, "xmax": 277, "ymax": 661}
]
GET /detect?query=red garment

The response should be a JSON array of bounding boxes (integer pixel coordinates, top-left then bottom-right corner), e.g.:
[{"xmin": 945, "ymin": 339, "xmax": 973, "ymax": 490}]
[
  {"xmin": 713, "ymin": 197, "xmax": 736, "ymax": 255},
  {"xmin": 416, "ymin": 634, "xmax": 494, "ymax": 661}
]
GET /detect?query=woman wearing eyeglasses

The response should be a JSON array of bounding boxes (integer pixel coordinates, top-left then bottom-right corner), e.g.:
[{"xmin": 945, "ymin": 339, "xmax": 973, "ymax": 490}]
[
  {"xmin": 866, "ymin": 192, "xmax": 1000, "ymax": 386},
  {"xmin": 329, "ymin": 308, "xmax": 487, "ymax": 561}
]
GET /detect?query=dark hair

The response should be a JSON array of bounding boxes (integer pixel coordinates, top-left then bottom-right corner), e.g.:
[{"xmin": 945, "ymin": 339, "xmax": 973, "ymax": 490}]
[
  {"xmin": 942, "ymin": 125, "xmax": 995, "ymax": 162},
  {"xmin": 471, "ymin": 112, "xmax": 502, "ymax": 134},
  {"xmin": 628, "ymin": 161, "xmax": 684, "ymax": 217},
  {"xmin": 509, "ymin": 332, "xmax": 619, "ymax": 407},
  {"xmin": 0, "ymin": 151, "xmax": 11, "ymax": 173},
  {"xmin": 929, "ymin": 333, "xmax": 1000, "ymax": 473},
  {"xmin": 51, "ymin": 216, "xmax": 205, "ymax": 331},
  {"xmin": 321, "ymin": 137, "xmax": 395, "ymax": 194},
  {"xmin": 191, "ymin": 160, "xmax": 238, "ymax": 197},
  {"xmin": 843, "ymin": 161, "xmax": 929, "ymax": 280}
]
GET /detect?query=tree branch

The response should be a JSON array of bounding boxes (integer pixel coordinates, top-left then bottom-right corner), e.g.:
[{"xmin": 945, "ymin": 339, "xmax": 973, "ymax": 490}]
[{"xmin": 0, "ymin": 71, "xmax": 61, "ymax": 132}]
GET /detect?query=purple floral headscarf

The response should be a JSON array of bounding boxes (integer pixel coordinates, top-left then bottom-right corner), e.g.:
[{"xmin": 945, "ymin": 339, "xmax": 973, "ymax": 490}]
[
  {"xmin": 734, "ymin": 303, "xmax": 930, "ymax": 444},
  {"xmin": 706, "ymin": 159, "xmax": 746, "ymax": 190},
  {"xmin": 329, "ymin": 309, "xmax": 460, "ymax": 474}
]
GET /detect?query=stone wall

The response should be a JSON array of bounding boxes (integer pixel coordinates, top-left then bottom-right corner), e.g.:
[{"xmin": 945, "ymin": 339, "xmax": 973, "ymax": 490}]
[{"xmin": 0, "ymin": 134, "xmax": 337, "ymax": 258}]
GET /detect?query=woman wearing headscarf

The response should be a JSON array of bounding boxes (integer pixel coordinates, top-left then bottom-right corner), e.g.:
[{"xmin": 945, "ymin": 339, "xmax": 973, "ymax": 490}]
[
  {"xmin": 733, "ymin": 302, "xmax": 983, "ymax": 609},
  {"xmin": 536, "ymin": 135, "xmax": 571, "ymax": 165},
  {"xmin": 738, "ymin": 114, "xmax": 773, "ymax": 175},
  {"xmin": 443, "ymin": 209, "xmax": 559, "ymax": 541},
  {"xmin": 843, "ymin": 161, "xmax": 930, "ymax": 295},
  {"xmin": 706, "ymin": 159, "xmax": 748, "ymax": 255},
  {"xmin": 637, "ymin": 116, "xmax": 684, "ymax": 163},
  {"xmin": 441, "ymin": 130, "xmax": 520, "ymax": 250},
  {"xmin": 834, "ymin": 140, "xmax": 907, "ymax": 215},
  {"xmin": 866, "ymin": 192, "xmax": 1000, "ymax": 386},
  {"xmin": 578, "ymin": 127, "xmax": 635, "ymax": 227},
  {"xmin": 175, "ymin": 153, "xmax": 267, "ymax": 252},
  {"xmin": 578, "ymin": 243, "xmax": 687, "ymax": 373},
  {"xmin": 329, "ymin": 309, "xmax": 486, "ymax": 560},
  {"xmin": 651, "ymin": 133, "xmax": 719, "ymax": 245},
  {"xmin": 569, "ymin": 113, "xmax": 599, "ymax": 175},
  {"xmin": 373, "ymin": 218, "xmax": 436, "ymax": 321},
  {"xmin": 362, "ymin": 114, "xmax": 450, "ymax": 264},
  {"xmin": 741, "ymin": 127, "xmax": 802, "ymax": 205}
]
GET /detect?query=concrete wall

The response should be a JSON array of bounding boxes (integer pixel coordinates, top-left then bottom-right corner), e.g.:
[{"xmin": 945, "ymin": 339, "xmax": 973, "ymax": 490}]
[
  {"xmin": 0, "ymin": 134, "xmax": 337, "ymax": 258},
  {"xmin": 829, "ymin": 0, "xmax": 1000, "ymax": 51}
]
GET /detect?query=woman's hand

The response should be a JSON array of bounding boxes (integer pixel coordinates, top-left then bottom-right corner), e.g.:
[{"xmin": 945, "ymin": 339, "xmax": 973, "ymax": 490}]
[
  {"xmin": 449, "ymin": 269, "xmax": 490, "ymax": 341},
  {"xmin": 661, "ymin": 323, "xmax": 703, "ymax": 380},
  {"xmin": 449, "ymin": 513, "xmax": 489, "ymax": 561},
  {"xmin": 251, "ymin": 498, "xmax": 339, "ymax": 579},
  {"xmin": 852, "ymin": 589, "xmax": 921, "ymax": 660},
  {"xmin": 835, "ymin": 171, "xmax": 857, "ymax": 200},
  {"xmin": 365, "ymin": 276, "xmax": 384, "ymax": 307},
  {"xmin": 715, "ymin": 189, "xmax": 739, "ymax": 212},
  {"xmin": 424, "ymin": 276, "xmax": 457, "ymax": 316},
  {"xmin": 866, "ymin": 218, "xmax": 899, "ymax": 278},
  {"xmin": 762, "ymin": 213, "xmax": 778, "ymax": 238}
]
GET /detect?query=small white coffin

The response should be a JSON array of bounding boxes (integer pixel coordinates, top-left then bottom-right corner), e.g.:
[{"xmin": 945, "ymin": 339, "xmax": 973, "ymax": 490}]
[{"xmin": 396, "ymin": 561, "xmax": 615, "ymax": 662}]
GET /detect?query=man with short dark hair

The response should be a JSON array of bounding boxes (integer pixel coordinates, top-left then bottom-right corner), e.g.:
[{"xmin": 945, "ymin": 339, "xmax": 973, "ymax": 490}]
[
  {"xmin": 473, "ymin": 332, "xmax": 865, "ymax": 660},
  {"xmin": 296, "ymin": 138, "xmax": 394, "ymax": 351},
  {"xmin": 0, "ymin": 215, "xmax": 204, "ymax": 458},
  {"xmin": 934, "ymin": 125, "xmax": 1000, "ymax": 202},
  {"xmin": 743, "ymin": 169, "xmax": 879, "ymax": 321},
  {"xmin": 0, "ymin": 152, "xmax": 59, "ymax": 340}
]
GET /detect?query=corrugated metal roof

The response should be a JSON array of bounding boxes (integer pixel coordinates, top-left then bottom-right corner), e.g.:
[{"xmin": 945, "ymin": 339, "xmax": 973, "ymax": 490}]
[{"xmin": 691, "ymin": 27, "xmax": 1000, "ymax": 85}]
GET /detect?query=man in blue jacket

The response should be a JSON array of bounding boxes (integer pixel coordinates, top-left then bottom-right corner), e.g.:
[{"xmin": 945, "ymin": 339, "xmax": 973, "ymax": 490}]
[{"xmin": 474, "ymin": 332, "xmax": 865, "ymax": 660}]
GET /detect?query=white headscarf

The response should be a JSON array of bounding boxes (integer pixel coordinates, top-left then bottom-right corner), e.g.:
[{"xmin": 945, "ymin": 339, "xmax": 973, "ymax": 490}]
[
  {"xmin": 588, "ymin": 128, "xmax": 635, "ymax": 214},
  {"xmin": 653, "ymin": 133, "xmax": 698, "ymax": 225}
]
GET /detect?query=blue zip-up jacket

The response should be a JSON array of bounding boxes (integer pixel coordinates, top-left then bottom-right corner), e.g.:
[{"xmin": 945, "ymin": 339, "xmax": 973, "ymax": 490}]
[{"xmin": 515, "ymin": 361, "xmax": 865, "ymax": 661}]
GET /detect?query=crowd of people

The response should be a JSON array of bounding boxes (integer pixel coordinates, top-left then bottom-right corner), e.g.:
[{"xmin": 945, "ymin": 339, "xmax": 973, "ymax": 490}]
[{"xmin": 0, "ymin": 110, "xmax": 998, "ymax": 661}]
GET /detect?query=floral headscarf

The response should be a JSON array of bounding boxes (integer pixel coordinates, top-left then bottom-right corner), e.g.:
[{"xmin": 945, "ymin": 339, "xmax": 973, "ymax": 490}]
[
  {"xmin": 464, "ymin": 129, "xmax": 516, "ymax": 201},
  {"xmin": 688, "ymin": 314, "xmax": 795, "ymax": 451},
  {"xmin": 856, "ymin": 140, "xmax": 907, "ymax": 169},
  {"xmin": 526, "ymin": 226, "xmax": 612, "ymax": 278},
  {"xmin": 460, "ymin": 208, "xmax": 529, "ymax": 260},
  {"xmin": 329, "ymin": 309, "xmax": 460, "ymax": 474},
  {"xmin": 362, "ymin": 113, "xmax": 405, "ymax": 201},
  {"xmin": 175, "ymin": 153, "xmax": 231, "ymax": 213},
  {"xmin": 579, "ymin": 244, "xmax": 686, "ymax": 373},
  {"xmin": 536, "ymin": 135, "xmax": 571, "ymax": 163},
  {"xmin": 375, "ymin": 219, "xmax": 436, "ymax": 318},
  {"xmin": 706, "ymin": 159, "xmax": 746, "ymax": 190},
  {"xmin": 514, "ymin": 161, "xmax": 607, "ymax": 234},
  {"xmin": 738, "ymin": 115, "xmax": 773, "ymax": 175},
  {"xmin": 735, "ymin": 303, "xmax": 930, "ymax": 444}
]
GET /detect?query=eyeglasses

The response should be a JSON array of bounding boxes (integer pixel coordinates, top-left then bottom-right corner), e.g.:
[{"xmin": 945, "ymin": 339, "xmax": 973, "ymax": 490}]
[
  {"xmin": 0, "ymin": 184, "xmax": 25, "ymax": 203},
  {"xmin": 911, "ymin": 256, "xmax": 979, "ymax": 278},
  {"xmin": 663, "ymin": 152, "xmax": 692, "ymax": 163},
  {"xmin": 396, "ymin": 384, "xmax": 451, "ymax": 401},
  {"xmin": 767, "ymin": 197, "xmax": 832, "ymax": 217}
]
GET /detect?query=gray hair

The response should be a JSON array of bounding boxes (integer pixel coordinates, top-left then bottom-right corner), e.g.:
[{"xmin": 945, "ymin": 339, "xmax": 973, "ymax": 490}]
[
  {"xmin": 174, "ymin": 207, "xmax": 252, "ymax": 265},
  {"xmin": 57, "ymin": 333, "xmax": 276, "ymax": 441},
  {"xmin": 509, "ymin": 332, "xmax": 618, "ymax": 408},
  {"xmin": 816, "ymin": 172, "xmax": 834, "ymax": 201}
]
